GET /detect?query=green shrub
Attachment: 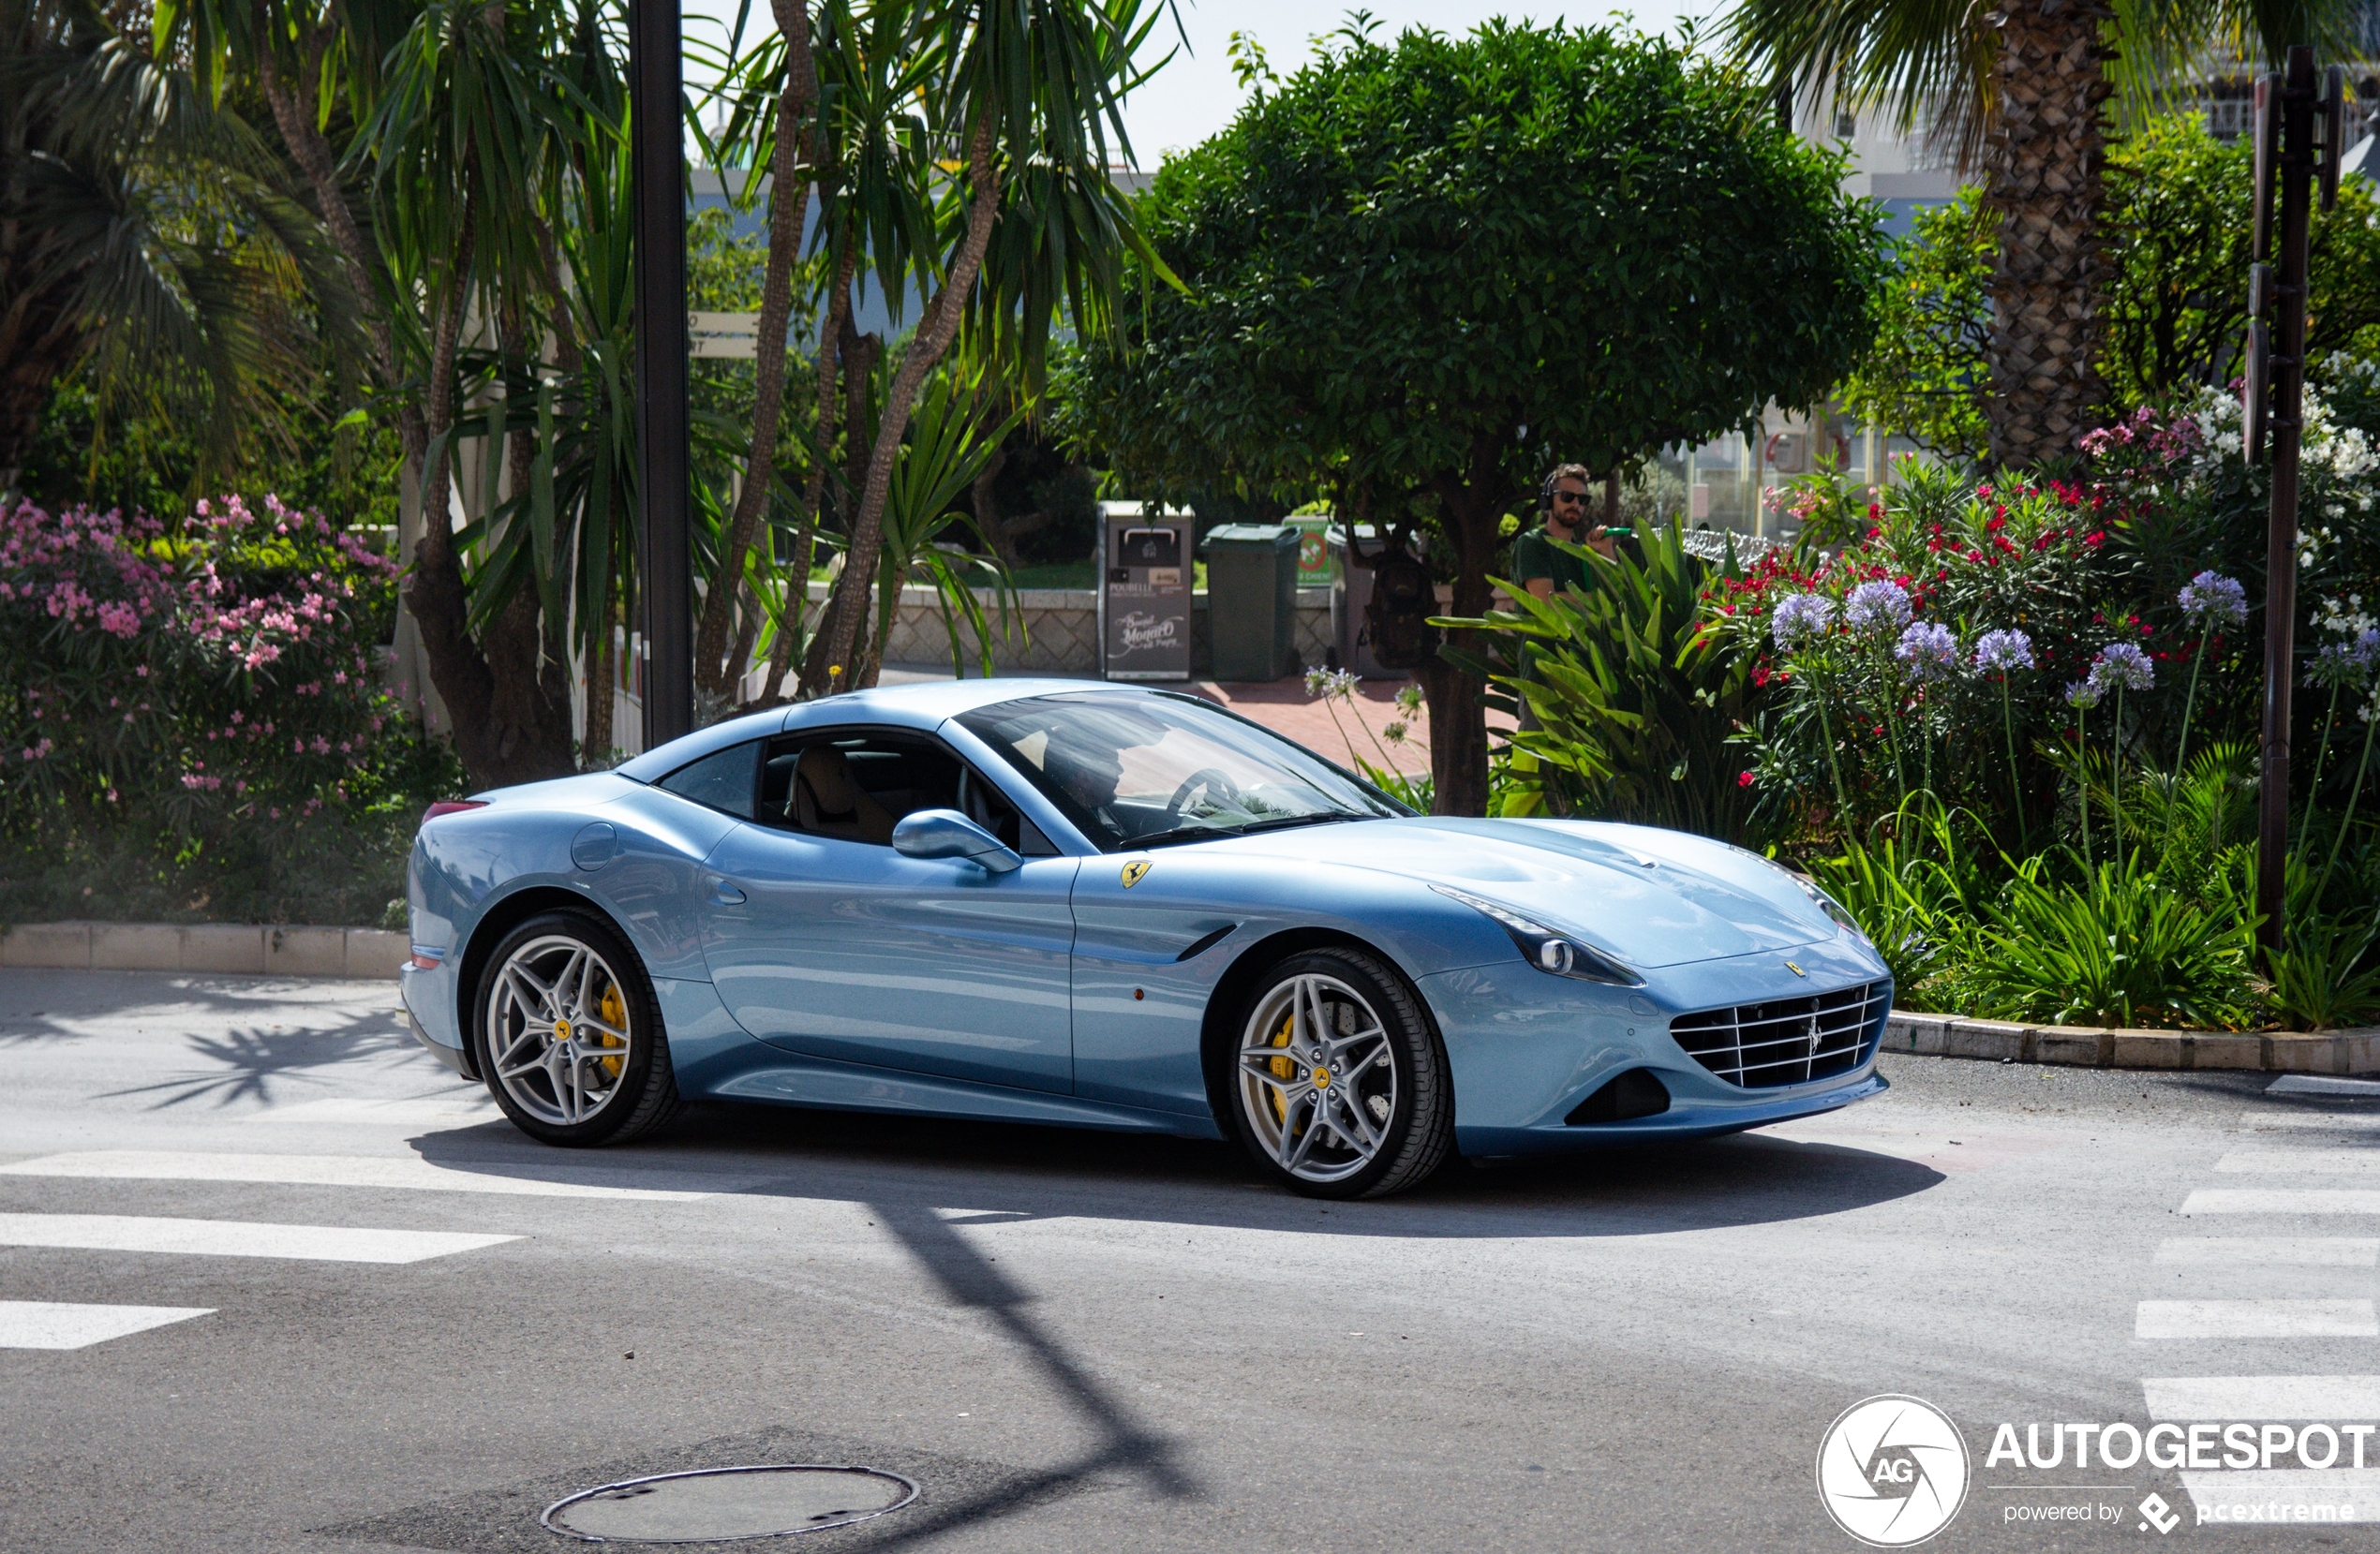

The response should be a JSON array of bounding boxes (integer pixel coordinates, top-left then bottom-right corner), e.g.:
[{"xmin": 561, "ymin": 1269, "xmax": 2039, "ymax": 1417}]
[{"xmin": 1439, "ymin": 524, "xmax": 1774, "ymax": 844}]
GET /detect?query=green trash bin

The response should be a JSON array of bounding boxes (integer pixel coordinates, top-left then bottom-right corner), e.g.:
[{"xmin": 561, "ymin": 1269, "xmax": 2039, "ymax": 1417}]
[{"xmin": 1203, "ymin": 524, "xmax": 1301, "ymax": 681}]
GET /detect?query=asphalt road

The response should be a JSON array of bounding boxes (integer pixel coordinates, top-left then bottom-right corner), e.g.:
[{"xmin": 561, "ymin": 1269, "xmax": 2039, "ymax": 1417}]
[{"xmin": 3, "ymin": 969, "xmax": 2377, "ymax": 1553}]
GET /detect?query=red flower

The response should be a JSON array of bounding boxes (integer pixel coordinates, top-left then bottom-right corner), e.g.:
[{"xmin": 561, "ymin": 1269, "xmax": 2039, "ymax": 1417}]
[{"xmin": 1737, "ymin": 771, "xmax": 1756, "ymax": 788}]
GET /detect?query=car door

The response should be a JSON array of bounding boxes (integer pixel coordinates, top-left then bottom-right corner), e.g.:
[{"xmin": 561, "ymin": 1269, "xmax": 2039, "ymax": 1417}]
[{"xmin": 697, "ymin": 726, "xmax": 1081, "ymax": 1094}]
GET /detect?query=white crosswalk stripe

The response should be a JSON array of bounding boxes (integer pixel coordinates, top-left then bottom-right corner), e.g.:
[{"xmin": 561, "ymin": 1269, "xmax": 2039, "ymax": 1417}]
[
  {"xmin": 238, "ymin": 1097, "xmax": 499, "ymax": 1126},
  {"xmin": 0, "ymin": 1149, "xmax": 747, "ymax": 1200},
  {"xmin": 2145, "ymin": 1376, "xmax": 2380, "ymax": 1418},
  {"xmin": 0, "ymin": 1213, "xmax": 518, "ymax": 1264},
  {"xmin": 0, "ymin": 1146, "xmax": 603, "ymax": 1350},
  {"xmin": 2242, "ymin": 1112, "xmax": 2380, "ymax": 1131},
  {"xmin": 2144, "ymin": 1106, "xmax": 2380, "ymax": 1525},
  {"xmin": 2155, "ymin": 1237, "xmax": 2380, "ymax": 1266},
  {"xmin": 0, "ymin": 1300, "xmax": 213, "ymax": 1350},
  {"xmin": 2180, "ymin": 1189, "xmax": 2380, "ymax": 1214},
  {"xmin": 2136, "ymin": 1300, "xmax": 2378, "ymax": 1339},
  {"xmin": 2218, "ymin": 1149, "xmax": 2380, "ymax": 1176}
]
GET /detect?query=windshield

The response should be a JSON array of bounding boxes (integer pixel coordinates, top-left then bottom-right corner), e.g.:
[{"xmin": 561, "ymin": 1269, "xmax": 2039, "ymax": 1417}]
[{"xmin": 957, "ymin": 691, "xmax": 1407, "ymax": 851}]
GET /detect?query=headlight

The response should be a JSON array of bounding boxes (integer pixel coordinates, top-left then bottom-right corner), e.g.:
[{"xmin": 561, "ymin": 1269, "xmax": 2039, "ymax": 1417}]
[
  {"xmin": 1732, "ymin": 845, "xmax": 1869, "ymax": 941},
  {"xmin": 1788, "ymin": 871, "xmax": 1867, "ymax": 940},
  {"xmin": 1431, "ymin": 884, "xmax": 1642, "ymax": 986}
]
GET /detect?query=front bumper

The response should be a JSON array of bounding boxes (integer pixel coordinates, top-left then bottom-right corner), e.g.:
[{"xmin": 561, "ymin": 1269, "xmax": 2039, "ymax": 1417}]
[{"xmin": 1418, "ymin": 936, "xmax": 1891, "ymax": 1158}]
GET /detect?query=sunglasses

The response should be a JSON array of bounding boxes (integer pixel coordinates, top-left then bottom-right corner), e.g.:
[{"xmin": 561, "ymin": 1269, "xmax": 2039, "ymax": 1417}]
[{"xmin": 1552, "ymin": 490, "xmax": 1589, "ymax": 504}]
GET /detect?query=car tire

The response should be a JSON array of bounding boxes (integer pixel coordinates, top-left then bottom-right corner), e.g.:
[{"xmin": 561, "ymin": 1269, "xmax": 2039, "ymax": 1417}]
[
  {"xmin": 1226, "ymin": 945, "xmax": 1453, "ymax": 1200},
  {"xmin": 470, "ymin": 909, "xmax": 682, "ymax": 1147}
]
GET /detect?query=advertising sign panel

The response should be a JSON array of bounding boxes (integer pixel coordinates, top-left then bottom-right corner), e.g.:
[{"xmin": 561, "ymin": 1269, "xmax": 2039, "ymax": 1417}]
[{"xmin": 1100, "ymin": 511, "xmax": 1193, "ymax": 680}]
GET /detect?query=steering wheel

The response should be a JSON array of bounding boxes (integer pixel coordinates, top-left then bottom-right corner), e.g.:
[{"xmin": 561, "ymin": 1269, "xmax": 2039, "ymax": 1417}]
[{"xmin": 1164, "ymin": 767, "xmax": 1242, "ymax": 821}]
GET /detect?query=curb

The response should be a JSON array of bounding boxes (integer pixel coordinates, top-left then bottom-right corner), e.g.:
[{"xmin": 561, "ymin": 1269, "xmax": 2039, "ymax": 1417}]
[
  {"xmin": 1884, "ymin": 1011, "xmax": 2380, "ymax": 1075},
  {"xmin": 0, "ymin": 922, "xmax": 406, "ymax": 981}
]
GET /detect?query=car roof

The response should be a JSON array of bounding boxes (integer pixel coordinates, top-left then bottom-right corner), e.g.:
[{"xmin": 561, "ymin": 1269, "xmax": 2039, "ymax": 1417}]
[{"xmin": 612, "ymin": 679, "xmax": 1149, "ymax": 782}]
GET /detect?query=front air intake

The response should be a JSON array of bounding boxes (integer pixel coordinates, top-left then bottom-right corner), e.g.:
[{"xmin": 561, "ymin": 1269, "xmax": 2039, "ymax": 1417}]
[
  {"xmin": 1565, "ymin": 1068, "xmax": 1671, "ymax": 1125},
  {"xmin": 1668, "ymin": 980, "xmax": 1890, "ymax": 1088}
]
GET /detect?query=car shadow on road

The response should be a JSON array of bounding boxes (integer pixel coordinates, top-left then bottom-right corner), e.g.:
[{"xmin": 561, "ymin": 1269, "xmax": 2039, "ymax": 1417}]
[{"xmin": 405, "ymin": 1099, "xmax": 1945, "ymax": 1240}]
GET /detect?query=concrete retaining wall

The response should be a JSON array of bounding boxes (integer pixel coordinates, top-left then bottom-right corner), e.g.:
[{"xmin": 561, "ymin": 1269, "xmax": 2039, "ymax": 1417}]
[
  {"xmin": 826, "ymin": 582, "xmax": 1338, "ymax": 677},
  {"xmin": 0, "ymin": 922, "xmax": 409, "ymax": 980},
  {"xmin": 1883, "ymin": 1010, "xmax": 2380, "ymax": 1074}
]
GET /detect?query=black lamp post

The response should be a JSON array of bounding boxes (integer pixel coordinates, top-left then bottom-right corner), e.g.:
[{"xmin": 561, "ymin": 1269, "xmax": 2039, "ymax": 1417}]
[
  {"xmin": 2245, "ymin": 45, "xmax": 2347, "ymax": 955},
  {"xmin": 629, "ymin": 0, "xmax": 692, "ymax": 747}
]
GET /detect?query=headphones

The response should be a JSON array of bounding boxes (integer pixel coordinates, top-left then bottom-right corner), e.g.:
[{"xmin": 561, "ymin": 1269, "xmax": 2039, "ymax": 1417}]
[{"xmin": 1540, "ymin": 469, "xmax": 1564, "ymax": 514}]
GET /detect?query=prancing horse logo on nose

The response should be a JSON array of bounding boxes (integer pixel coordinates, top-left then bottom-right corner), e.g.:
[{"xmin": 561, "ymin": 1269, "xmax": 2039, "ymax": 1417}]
[
  {"xmin": 1121, "ymin": 860, "xmax": 1152, "ymax": 888},
  {"xmin": 1785, "ymin": 961, "xmax": 1807, "ymax": 977}
]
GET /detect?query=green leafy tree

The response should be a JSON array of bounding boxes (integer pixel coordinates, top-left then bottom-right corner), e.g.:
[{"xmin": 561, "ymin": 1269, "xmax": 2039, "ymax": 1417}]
[
  {"xmin": 1841, "ymin": 192, "xmax": 1992, "ymax": 464},
  {"xmin": 1847, "ymin": 115, "xmax": 2380, "ymax": 457},
  {"xmin": 1065, "ymin": 22, "xmax": 1882, "ymax": 815},
  {"xmin": 0, "ymin": 0, "xmax": 355, "ymax": 492},
  {"xmin": 1723, "ymin": 0, "xmax": 2374, "ymax": 467}
]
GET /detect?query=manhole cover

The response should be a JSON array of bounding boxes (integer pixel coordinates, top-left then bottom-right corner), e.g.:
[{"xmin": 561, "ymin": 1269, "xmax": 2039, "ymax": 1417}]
[{"xmin": 541, "ymin": 1464, "xmax": 918, "ymax": 1543}]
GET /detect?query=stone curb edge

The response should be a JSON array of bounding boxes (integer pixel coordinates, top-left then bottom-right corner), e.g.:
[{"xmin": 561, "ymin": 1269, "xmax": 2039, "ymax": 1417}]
[
  {"xmin": 1885, "ymin": 1010, "xmax": 2380, "ymax": 1075},
  {"xmin": 0, "ymin": 922, "xmax": 405, "ymax": 980}
]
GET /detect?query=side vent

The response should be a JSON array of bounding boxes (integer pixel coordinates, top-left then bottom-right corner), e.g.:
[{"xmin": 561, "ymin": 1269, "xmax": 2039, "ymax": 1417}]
[{"xmin": 1565, "ymin": 1069, "xmax": 1671, "ymax": 1125}]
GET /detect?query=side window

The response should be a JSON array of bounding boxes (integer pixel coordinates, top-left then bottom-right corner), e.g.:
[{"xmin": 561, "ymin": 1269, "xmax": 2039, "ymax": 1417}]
[
  {"xmin": 655, "ymin": 739, "xmax": 760, "ymax": 818},
  {"xmin": 759, "ymin": 730, "xmax": 1056, "ymax": 854}
]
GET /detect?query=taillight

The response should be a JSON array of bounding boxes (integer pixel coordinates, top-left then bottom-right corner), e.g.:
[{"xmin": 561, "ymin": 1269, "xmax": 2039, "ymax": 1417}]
[{"xmin": 422, "ymin": 800, "xmax": 488, "ymax": 825}]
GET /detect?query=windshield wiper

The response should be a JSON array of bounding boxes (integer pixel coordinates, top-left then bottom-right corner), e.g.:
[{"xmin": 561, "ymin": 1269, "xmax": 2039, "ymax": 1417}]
[
  {"xmin": 1120, "ymin": 812, "xmax": 1366, "ymax": 851},
  {"xmin": 1236, "ymin": 812, "xmax": 1365, "ymax": 835}
]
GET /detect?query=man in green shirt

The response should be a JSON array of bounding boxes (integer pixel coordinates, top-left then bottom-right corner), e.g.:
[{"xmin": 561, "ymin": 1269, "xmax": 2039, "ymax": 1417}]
[{"xmin": 1512, "ymin": 463, "xmax": 1614, "ymax": 600}]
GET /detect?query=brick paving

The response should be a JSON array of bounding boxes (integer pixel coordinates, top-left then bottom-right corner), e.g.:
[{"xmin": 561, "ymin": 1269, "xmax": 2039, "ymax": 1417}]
[{"xmin": 879, "ymin": 663, "xmax": 1474, "ymax": 777}]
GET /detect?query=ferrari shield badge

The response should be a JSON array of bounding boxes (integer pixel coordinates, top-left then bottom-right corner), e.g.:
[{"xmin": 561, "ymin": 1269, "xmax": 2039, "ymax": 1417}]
[
  {"xmin": 1785, "ymin": 961, "xmax": 1807, "ymax": 977},
  {"xmin": 1121, "ymin": 860, "xmax": 1153, "ymax": 889}
]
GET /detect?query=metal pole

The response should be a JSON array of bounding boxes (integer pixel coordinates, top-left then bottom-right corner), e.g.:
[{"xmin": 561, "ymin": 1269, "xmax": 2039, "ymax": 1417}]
[
  {"xmin": 2256, "ymin": 45, "xmax": 2316, "ymax": 954},
  {"xmin": 630, "ymin": 0, "xmax": 692, "ymax": 747}
]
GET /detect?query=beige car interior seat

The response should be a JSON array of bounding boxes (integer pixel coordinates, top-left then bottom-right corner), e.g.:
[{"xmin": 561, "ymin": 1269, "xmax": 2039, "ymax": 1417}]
[{"xmin": 791, "ymin": 747, "xmax": 896, "ymax": 843}]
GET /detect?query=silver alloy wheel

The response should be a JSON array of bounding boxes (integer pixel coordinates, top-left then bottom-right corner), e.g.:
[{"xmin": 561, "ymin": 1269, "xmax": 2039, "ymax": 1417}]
[
  {"xmin": 484, "ymin": 934, "xmax": 634, "ymax": 1127},
  {"xmin": 1236, "ymin": 972, "xmax": 1399, "ymax": 1184}
]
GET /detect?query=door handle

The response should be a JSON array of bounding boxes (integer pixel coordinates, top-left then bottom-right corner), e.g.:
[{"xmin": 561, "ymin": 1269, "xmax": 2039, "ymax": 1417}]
[{"xmin": 709, "ymin": 878, "xmax": 746, "ymax": 905}]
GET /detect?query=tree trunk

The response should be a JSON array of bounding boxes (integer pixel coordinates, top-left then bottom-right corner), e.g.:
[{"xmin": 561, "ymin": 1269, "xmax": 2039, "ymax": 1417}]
[
  {"xmin": 1421, "ymin": 449, "xmax": 1513, "ymax": 817},
  {"xmin": 762, "ymin": 241, "xmax": 858, "ymax": 703},
  {"xmin": 794, "ymin": 311, "xmax": 882, "ymax": 695},
  {"xmin": 584, "ymin": 602, "xmax": 615, "ymax": 767},
  {"xmin": 804, "ymin": 117, "xmax": 1001, "ymax": 698},
  {"xmin": 1982, "ymin": 0, "xmax": 2114, "ymax": 467},
  {"xmin": 257, "ymin": 29, "xmax": 580, "ymax": 789},
  {"xmin": 692, "ymin": 0, "xmax": 819, "ymax": 700},
  {"xmin": 402, "ymin": 214, "xmax": 575, "ymax": 790}
]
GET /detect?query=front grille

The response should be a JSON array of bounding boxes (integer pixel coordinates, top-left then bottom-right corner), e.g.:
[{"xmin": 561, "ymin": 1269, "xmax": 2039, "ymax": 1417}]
[{"xmin": 1668, "ymin": 980, "xmax": 1890, "ymax": 1088}]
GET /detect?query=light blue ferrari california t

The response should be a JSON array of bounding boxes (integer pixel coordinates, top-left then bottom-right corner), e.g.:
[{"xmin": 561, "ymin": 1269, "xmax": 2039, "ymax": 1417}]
[{"xmin": 400, "ymin": 679, "xmax": 1889, "ymax": 1198}]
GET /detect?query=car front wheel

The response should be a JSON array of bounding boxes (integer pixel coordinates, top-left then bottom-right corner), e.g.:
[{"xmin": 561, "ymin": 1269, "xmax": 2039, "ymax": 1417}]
[
  {"xmin": 472, "ymin": 910, "xmax": 681, "ymax": 1147},
  {"xmin": 1230, "ymin": 946, "xmax": 1452, "ymax": 1199}
]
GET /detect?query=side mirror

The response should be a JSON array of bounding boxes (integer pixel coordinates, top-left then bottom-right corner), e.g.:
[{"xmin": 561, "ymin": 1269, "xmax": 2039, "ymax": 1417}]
[{"xmin": 891, "ymin": 808, "xmax": 1023, "ymax": 874}]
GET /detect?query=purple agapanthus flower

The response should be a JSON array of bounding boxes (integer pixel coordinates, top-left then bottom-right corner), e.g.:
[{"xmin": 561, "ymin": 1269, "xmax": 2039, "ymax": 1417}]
[
  {"xmin": 2312, "ymin": 628, "xmax": 2380, "ymax": 688},
  {"xmin": 1895, "ymin": 621, "xmax": 1959, "ymax": 681},
  {"xmin": 1843, "ymin": 579, "xmax": 1913, "ymax": 635},
  {"xmin": 1772, "ymin": 593, "xmax": 1834, "ymax": 651},
  {"xmin": 2090, "ymin": 642, "xmax": 2156, "ymax": 694},
  {"xmin": 2178, "ymin": 570, "xmax": 2248, "ymax": 629},
  {"xmin": 1974, "ymin": 628, "xmax": 2035, "ymax": 673},
  {"xmin": 2065, "ymin": 677, "xmax": 2104, "ymax": 710}
]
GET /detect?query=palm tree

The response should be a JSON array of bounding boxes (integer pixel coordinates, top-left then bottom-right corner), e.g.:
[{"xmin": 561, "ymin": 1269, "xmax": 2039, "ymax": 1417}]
[
  {"xmin": 799, "ymin": 0, "xmax": 1177, "ymax": 696},
  {"xmin": 0, "ymin": 0, "xmax": 353, "ymax": 493},
  {"xmin": 1722, "ymin": 0, "xmax": 2373, "ymax": 467}
]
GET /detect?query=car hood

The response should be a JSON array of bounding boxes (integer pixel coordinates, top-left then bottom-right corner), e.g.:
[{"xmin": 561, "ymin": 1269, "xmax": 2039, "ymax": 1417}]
[{"xmin": 1212, "ymin": 815, "xmax": 1834, "ymax": 969}]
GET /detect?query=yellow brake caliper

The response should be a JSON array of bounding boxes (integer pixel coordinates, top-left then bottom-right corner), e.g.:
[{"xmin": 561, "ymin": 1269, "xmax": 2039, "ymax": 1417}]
[
  {"xmin": 593, "ymin": 984, "xmax": 627, "ymax": 1079},
  {"xmin": 1266, "ymin": 1010, "xmax": 1296, "ymax": 1124}
]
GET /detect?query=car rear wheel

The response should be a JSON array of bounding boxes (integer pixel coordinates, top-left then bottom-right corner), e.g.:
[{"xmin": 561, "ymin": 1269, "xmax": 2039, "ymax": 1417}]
[
  {"xmin": 472, "ymin": 910, "xmax": 681, "ymax": 1147},
  {"xmin": 1229, "ymin": 946, "xmax": 1452, "ymax": 1199}
]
